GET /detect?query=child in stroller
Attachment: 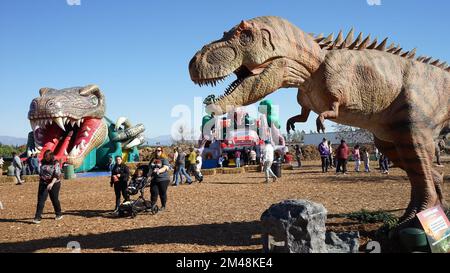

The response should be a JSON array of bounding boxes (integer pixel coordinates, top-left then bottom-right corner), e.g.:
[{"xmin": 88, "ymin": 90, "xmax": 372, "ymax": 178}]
[{"xmin": 118, "ymin": 167, "xmax": 157, "ymax": 217}]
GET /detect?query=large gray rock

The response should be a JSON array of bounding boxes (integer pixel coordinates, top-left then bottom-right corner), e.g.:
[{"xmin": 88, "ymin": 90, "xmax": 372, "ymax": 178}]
[
  {"xmin": 261, "ymin": 199, "xmax": 328, "ymax": 253},
  {"xmin": 326, "ymin": 232, "xmax": 360, "ymax": 253}
]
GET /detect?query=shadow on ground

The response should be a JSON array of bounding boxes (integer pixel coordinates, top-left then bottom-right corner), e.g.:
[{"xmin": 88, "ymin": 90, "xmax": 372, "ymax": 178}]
[{"xmin": 0, "ymin": 221, "xmax": 262, "ymax": 253}]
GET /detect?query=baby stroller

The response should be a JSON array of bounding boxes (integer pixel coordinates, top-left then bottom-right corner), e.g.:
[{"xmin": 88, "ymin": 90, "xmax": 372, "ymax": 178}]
[{"xmin": 118, "ymin": 167, "xmax": 159, "ymax": 218}]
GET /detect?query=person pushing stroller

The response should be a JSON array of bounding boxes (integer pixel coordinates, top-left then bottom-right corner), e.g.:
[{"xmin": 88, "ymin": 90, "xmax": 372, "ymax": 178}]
[{"xmin": 148, "ymin": 147, "xmax": 171, "ymax": 212}]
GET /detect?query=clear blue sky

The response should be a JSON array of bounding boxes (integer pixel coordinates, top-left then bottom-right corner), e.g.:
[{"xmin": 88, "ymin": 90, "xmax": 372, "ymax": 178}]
[{"xmin": 1, "ymin": 0, "xmax": 449, "ymax": 139}]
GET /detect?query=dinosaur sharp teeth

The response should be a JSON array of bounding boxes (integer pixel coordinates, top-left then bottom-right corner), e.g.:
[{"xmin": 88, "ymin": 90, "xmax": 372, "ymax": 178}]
[
  {"xmin": 77, "ymin": 119, "xmax": 82, "ymax": 127},
  {"xmin": 54, "ymin": 117, "xmax": 66, "ymax": 131},
  {"xmin": 63, "ymin": 117, "xmax": 68, "ymax": 125},
  {"xmin": 86, "ymin": 126, "xmax": 91, "ymax": 132},
  {"xmin": 31, "ymin": 121, "xmax": 38, "ymax": 131},
  {"xmin": 69, "ymin": 145, "xmax": 79, "ymax": 157},
  {"xmin": 70, "ymin": 120, "xmax": 76, "ymax": 127},
  {"xmin": 80, "ymin": 140, "xmax": 87, "ymax": 150},
  {"xmin": 64, "ymin": 150, "xmax": 68, "ymax": 156},
  {"xmin": 83, "ymin": 131, "xmax": 89, "ymax": 137}
]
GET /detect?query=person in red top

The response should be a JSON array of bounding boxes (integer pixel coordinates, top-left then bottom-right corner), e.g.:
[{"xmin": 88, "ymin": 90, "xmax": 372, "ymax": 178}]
[
  {"xmin": 284, "ymin": 152, "xmax": 293, "ymax": 164},
  {"xmin": 336, "ymin": 139, "xmax": 349, "ymax": 175}
]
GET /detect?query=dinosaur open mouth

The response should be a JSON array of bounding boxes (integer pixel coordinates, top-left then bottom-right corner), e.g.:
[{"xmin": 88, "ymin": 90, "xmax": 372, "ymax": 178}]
[
  {"xmin": 30, "ymin": 117, "xmax": 105, "ymax": 166},
  {"xmin": 193, "ymin": 60, "xmax": 273, "ymax": 105}
]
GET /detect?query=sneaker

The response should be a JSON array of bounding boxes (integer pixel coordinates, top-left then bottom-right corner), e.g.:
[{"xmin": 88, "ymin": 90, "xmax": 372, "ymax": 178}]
[
  {"xmin": 55, "ymin": 215, "xmax": 64, "ymax": 221},
  {"xmin": 273, "ymin": 176, "xmax": 278, "ymax": 182},
  {"xmin": 32, "ymin": 219, "xmax": 41, "ymax": 224},
  {"xmin": 160, "ymin": 206, "xmax": 166, "ymax": 212}
]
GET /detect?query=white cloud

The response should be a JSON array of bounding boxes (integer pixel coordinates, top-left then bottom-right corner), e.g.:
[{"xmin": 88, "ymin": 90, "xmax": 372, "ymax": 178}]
[
  {"xmin": 367, "ymin": 0, "xmax": 382, "ymax": 6},
  {"xmin": 66, "ymin": 0, "xmax": 81, "ymax": 6}
]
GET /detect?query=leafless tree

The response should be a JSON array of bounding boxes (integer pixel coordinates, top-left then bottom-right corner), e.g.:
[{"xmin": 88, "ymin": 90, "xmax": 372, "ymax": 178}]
[{"xmin": 332, "ymin": 124, "xmax": 373, "ymax": 144}]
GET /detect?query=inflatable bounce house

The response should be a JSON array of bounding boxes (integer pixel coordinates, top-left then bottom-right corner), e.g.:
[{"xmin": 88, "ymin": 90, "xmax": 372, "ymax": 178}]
[
  {"xmin": 25, "ymin": 85, "xmax": 145, "ymax": 173},
  {"xmin": 199, "ymin": 99, "xmax": 286, "ymax": 169}
]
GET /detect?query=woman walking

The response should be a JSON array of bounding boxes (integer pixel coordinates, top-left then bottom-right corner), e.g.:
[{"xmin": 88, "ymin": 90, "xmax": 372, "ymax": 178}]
[
  {"xmin": 111, "ymin": 155, "xmax": 130, "ymax": 214},
  {"xmin": 148, "ymin": 147, "xmax": 171, "ymax": 211},
  {"xmin": 33, "ymin": 150, "xmax": 63, "ymax": 224}
]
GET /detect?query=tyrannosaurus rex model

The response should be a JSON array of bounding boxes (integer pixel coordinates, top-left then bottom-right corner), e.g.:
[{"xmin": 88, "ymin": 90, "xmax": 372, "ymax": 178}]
[
  {"xmin": 189, "ymin": 16, "xmax": 449, "ymax": 228},
  {"xmin": 27, "ymin": 85, "xmax": 146, "ymax": 172}
]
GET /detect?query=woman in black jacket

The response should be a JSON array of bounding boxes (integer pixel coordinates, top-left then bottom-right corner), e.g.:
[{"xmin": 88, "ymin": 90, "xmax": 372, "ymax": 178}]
[
  {"xmin": 33, "ymin": 150, "xmax": 63, "ymax": 224},
  {"xmin": 111, "ymin": 156, "xmax": 130, "ymax": 213}
]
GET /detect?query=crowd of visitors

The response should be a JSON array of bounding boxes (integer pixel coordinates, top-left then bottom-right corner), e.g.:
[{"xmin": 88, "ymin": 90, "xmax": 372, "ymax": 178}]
[
  {"xmin": 3, "ymin": 134, "xmax": 447, "ymax": 223},
  {"xmin": 315, "ymin": 138, "xmax": 392, "ymax": 175}
]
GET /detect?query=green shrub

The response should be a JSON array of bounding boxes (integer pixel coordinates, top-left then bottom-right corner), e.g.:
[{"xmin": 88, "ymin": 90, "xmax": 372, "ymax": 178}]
[{"xmin": 342, "ymin": 209, "xmax": 397, "ymax": 224}]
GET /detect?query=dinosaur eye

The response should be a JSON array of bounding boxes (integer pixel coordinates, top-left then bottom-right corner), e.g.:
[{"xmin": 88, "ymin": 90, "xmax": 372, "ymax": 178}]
[
  {"xmin": 90, "ymin": 95, "xmax": 99, "ymax": 106},
  {"xmin": 239, "ymin": 30, "xmax": 254, "ymax": 46},
  {"xmin": 46, "ymin": 100, "xmax": 55, "ymax": 108}
]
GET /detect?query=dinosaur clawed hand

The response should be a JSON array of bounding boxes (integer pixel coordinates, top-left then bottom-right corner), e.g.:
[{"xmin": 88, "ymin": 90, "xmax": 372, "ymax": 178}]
[
  {"xmin": 316, "ymin": 115, "xmax": 326, "ymax": 134},
  {"xmin": 286, "ymin": 119, "xmax": 296, "ymax": 135}
]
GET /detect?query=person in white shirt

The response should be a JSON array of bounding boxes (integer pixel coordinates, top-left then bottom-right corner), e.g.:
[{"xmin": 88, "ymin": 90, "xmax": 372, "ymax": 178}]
[
  {"xmin": 250, "ymin": 149, "xmax": 257, "ymax": 165},
  {"xmin": 0, "ymin": 156, "xmax": 4, "ymax": 177},
  {"xmin": 194, "ymin": 150, "xmax": 204, "ymax": 182},
  {"xmin": 262, "ymin": 140, "xmax": 278, "ymax": 183}
]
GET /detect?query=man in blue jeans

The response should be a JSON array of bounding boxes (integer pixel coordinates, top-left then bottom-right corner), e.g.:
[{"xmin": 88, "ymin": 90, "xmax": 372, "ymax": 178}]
[{"xmin": 173, "ymin": 149, "xmax": 192, "ymax": 186}]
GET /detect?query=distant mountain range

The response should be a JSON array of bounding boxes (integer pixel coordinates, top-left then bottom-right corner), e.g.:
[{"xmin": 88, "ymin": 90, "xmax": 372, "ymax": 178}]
[
  {"xmin": 0, "ymin": 136, "xmax": 28, "ymax": 146},
  {"xmin": 145, "ymin": 135, "xmax": 174, "ymax": 146}
]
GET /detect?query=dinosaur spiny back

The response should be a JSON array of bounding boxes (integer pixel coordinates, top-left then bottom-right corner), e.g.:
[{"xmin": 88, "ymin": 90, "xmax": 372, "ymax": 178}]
[{"xmin": 310, "ymin": 29, "xmax": 449, "ymax": 73}]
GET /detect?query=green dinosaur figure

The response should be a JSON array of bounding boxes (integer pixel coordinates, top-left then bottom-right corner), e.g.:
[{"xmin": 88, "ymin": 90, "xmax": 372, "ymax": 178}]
[
  {"xmin": 258, "ymin": 99, "xmax": 280, "ymax": 129},
  {"xmin": 27, "ymin": 85, "xmax": 145, "ymax": 172},
  {"xmin": 189, "ymin": 16, "xmax": 449, "ymax": 228}
]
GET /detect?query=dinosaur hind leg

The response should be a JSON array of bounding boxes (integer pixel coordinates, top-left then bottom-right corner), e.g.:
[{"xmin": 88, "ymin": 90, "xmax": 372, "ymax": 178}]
[{"xmin": 394, "ymin": 132, "xmax": 440, "ymax": 228}]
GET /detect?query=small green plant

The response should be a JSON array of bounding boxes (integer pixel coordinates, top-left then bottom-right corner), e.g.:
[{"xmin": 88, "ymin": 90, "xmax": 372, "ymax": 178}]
[
  {"xmin": 341, "ymin": 210, "xmax": 400, "ymax": 245},
  {"xmin": 341, "ymin": 209, "xmax": 398, "ymax": 225}
]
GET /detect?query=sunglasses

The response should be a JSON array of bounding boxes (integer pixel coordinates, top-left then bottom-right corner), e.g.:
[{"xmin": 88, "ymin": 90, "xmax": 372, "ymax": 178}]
[{"xmin": 156, "ymin": 150, "xmax": 162, "ymax": 152}]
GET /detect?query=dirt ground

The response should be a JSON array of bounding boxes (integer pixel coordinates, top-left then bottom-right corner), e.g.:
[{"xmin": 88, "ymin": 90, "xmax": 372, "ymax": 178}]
[{"xmin": 1, "ymin": 160, "xmax": 449, "ymax": 253}]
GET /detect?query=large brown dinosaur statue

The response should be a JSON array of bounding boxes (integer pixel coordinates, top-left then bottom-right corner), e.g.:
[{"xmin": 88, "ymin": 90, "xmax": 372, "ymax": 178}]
[{"xmin": 189, "ymin": 16, "xmax": 449, "ymax": 228}]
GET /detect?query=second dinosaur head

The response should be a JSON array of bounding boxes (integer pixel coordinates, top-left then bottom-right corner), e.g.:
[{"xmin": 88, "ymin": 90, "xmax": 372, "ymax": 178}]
[{"xmin": 189, "ymin": 16, "xmax": 322, "ymax": 114}]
